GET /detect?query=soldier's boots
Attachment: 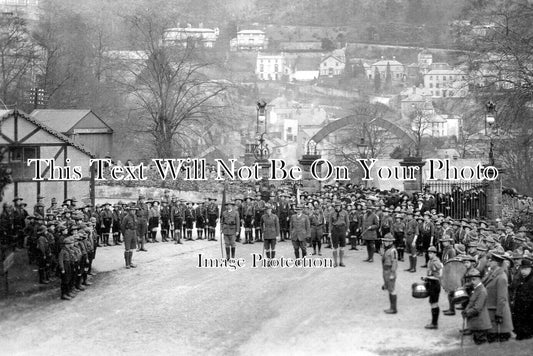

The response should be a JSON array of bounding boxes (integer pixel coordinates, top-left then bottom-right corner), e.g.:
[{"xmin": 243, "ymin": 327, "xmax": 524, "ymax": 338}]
[
  {"xmin": 230, "ymin": 247, "xmax": 235, "ymax": 259},
  {"xmin": 225, "ymin": 247, "xmax": 231, "ymax": 261},
  {"xmin": 332, "ymin": 251, "xmax": 338, "ymax": 267},
  {"xmin": 339, "ymin": 250, "xmax": 345, "ymax": 267},
  {"xmin": 443, "ymin": 295, "xmax": 456, "ymax": 315},
  {"xmin": 425, "ymin": 307, "xmax": 439, "ymax": 329},
  {"xmin": 384, "ymin": 294, "xmax": 397, "ymax": 314},
  {"xmin": 411, "ymin": 256, "xmax": 417, "ymax": 273},
  {"xmin": 125, "ymin": 251, "xmax": 130, "ymax": 268},
  {"xmin": 128, "ymin": 251, "xmax": 136, "ymax": 268},
  {"xmin": 61, "ymin": 294, "xmax": 72, "ymax": 301}
]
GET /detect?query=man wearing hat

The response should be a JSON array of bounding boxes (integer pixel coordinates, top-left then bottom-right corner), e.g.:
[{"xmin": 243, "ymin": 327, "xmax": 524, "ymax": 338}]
[
  {"xmin": 13, "ymin": 197, "xmax": 28, "ymax": 249},
  {"xmin": 112, "ymin": 203, "xmax": 123, "ymax": 245},
  {"xmin": 58, "ymin": 237, "xmax": 75, "ymax": 300},
  {"xmin": 36, "ymin": 226, "xmax": 51, "ymax": 284},
  {"xmin": 309, "ymin": 202, "xmax": 325, "ymax": 255},
  {"xmin": 290, "ymin": 205, "xmax": 310, "ymax": 259},
  {"xmin": 278, "ymin": 193, "xmax": 291, "ymax": 242},
  {"xmin": 121, "ymin": 204, "xmax": 138, "ymax": 269},
  {"xmin": 511, "ymin": 257, "xmax": 533, "ymax": 340},
  {"xmin": 381, "ymin": 233, "xmax": 398, "ymax": 314},
  {"xmin": 160, "ymin": 200, "xmax": 171, "ymax": 242},
  {"xmin": 440, "ymin": 236, "xmax": 457, "ymax": 316},
  {"xmin": 424, "ymin": 246, "xmax": 443, "ymax": 329},
  {"xmin": 100, "ymin": 202, "xmax": 113, "ymax": 246},
  {"xmin": 462, "ymin": 269, "xmax": 492, "ymax": 344},
  {"xmin": 135, "ymin": 195, "xmax": 149, "ymax": 251},
  {"xmin": 361, "ymin": 206, "xmax": 379, "ymax": 263},
  {"xmin": 221, "ymin": 201, "xmax": 240, "ymax": 260},
  {"xmin": 34, "ymin": 195, "xmax": 46, "ymax": 219},
  {"xmin": 242, "ymin": 196, "xmax": 255, "ymax": 244},
  {"xmin": 254, "ymin": 195, "xmax": 266, "ymax": 242},
  {"xmin": 483, "ymin": 251, "xmax": 514, "ymax": 342},
  {"xmin": 261, "ymin": 204, "xmax": 280, "ymax": 264},
  {"xmin": 206, "ymin": 198, "xmax": 219, "ymax": 241},
  {"xmin": 404, "ymin": 212, "xmax": 420, "ymax": 273},
  {"xmin": 171, "ymin": 199, "xmax": 184, "ymax": 244},
  {"xmin": 392, "ymin": 213, "xmax": 406, "ymax": 261},
  {"xmin": 46, "ymin": 197, "xmax": 58, "ymax": 214},
  {"xmin": 328, "ymin": 201, "xmax": 349, "ymax": 267}
]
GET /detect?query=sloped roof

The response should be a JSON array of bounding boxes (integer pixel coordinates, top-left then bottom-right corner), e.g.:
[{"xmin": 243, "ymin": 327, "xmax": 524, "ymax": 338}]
[
  {"xmin": 372, "ymin": 59, "xmax": 404, "ymax": 67},
  {"xmin": 31, "ymin": 109, "xmax": 111, "ymax": 133},
  {"xmin": 0, "ymin": 110, "xmax": 95, "ymax": 157}
]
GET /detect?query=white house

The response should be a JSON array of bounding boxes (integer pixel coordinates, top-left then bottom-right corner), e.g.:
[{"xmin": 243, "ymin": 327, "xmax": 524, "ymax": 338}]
[
  {"xmin": 290, "ymin": 56, "xmax": 320, "ymax": 82},
  {"xmin": 319, "ymin": 49, "xmax": 346, "ymax": 77},
  {"xmin": 163, "ymin": 25, "xmax": 219, "ymax": 48},
  {"xmin": 236, "ymin": 30, "xmax": 267, "ymax": 50},
  {"xmin": 423, "ymin": 69, "xmax": 469, "ymax": 98},
  {"xmin": 255, "ymin": 53, "xmax": 287, "ymax": 81}
]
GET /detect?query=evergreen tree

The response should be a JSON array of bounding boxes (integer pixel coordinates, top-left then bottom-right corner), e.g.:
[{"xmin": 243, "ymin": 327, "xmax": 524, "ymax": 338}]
[
  {"xmin": 373, "ymin": 67, "xmax": 381, "ymax": 93},
  {"xmin": 385, "ymin": 62, "xmax": 392, "ymax": 92}
]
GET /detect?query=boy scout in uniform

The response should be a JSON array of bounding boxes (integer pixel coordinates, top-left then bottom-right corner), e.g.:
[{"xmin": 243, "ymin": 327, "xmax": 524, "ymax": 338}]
[
  {"xmin": 381, "ymin": 233, "xmax": 398, "ymax": 314},
  {"xmin": 424, "ymin": 246, "xmax": 443, "ymax": 329},
  {"xmin": 121, "ymin": 205, "xmax": 138, "ymax": 269},
  {"xmin": 206, "ymin": 198, "xmax": 219, "ymax": 241}
]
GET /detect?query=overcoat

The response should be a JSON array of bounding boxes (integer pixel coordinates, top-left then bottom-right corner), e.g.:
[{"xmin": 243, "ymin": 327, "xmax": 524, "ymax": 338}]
[{"xmin": 483, "ymin": 267, "xmax": 514, "ymax": 333}]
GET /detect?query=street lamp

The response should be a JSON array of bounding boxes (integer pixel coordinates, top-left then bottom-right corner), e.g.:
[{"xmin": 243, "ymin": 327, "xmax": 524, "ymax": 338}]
[
  {"xmin": 253, "ymin": 99, "xmax": 270, "ymax": 162},
  {"xmin": 485, "ymin": 101, "xmax": 496, "ymax": 166}
]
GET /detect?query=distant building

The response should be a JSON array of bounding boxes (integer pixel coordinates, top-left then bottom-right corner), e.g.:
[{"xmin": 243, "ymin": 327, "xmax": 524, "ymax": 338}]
[
  {"xmin": 290, "ymin": 56, "xmax": 320, "ymax": 81},
  {"xmin": 255, "ymin": 53, "xmax": 287, "ymax": 81},
  {"xmin": 367, "ymin": 58, "xmax": 405, "ymax": 83},
  {"xmin": 163, "ymin": 24, "xmax": 219, "ymax": 48},
  {"xmin": 418, "ymin": 51, "xmax": 433, "ymax": 68},
  {"xmin": 319, "ymin": 49, "xmax": 345, "ymax": 77},
  {"xmin": 423, "ymin": 69, "xmax": 468, "ymax": 98},
  {"xmin": 31, "ymin": 110, "xmax": 113, "ymax": 158},
  {"xmin": 235, "ymin": 30, "xmax": 267, "ymax": 51},
  {"xmin": 0, "ymin": 0, "xmax": 40, "ymax": 21}
]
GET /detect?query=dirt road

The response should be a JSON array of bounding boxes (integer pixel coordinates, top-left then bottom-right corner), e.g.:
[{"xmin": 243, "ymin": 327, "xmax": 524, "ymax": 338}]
[{"xmin": 0, "ymin": 241, "xmax": 466, "ymax": 355}]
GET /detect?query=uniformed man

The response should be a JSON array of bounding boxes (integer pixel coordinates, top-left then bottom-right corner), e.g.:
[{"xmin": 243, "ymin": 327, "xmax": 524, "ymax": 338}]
[
  {"xmin": 184, "ymin": 201, "xmax": 195, "ymax": 240},
  {"xmin": 309, "ymin": 203, "xmax": 324, "ymax": 256},
  {"xmin": 121, "ymin": 204, "xmax": 138, "ymax": 269},
  {"xmin": 361, "ymin": 206, "xmax": 379, "ymax": 263},
  {"xmin": 254, "ymin": 195, "xmax": 265, "ymax": 242},
  {"xmin": 290, "ymin": 205, "xmax": 310, "ymax": 259},
  {"xmin": 206, "ymin": 197, "xmax": 219, "ymax": 241},
  {"xmin": 136, "ymin": 195, "xmax": 149, "ymax": 251},
  {"xmin": 424, "ymin": 246, "xmax": 443, "ymax": 329},
  {"xmin": 171, "ymin": 198, "xmax": 184, "ymax": 244},
  {"xmin": 328, "ymin": 201, "xmax": 349, "ymax": 267},
  {"xmin": 46, "ymin": 197, "xmax": 58, "ymax": 214},
  {"xmin": 440, "ymin": 236, "xmax": 458, "ymax": 316},
  {"xmin": 58, "ymin": 237, "xmax": 74, "ymax": 300},
  {"xmin": 221, "ymin": 201, "xmax": 240, "ymax": 260},
  {"xmin": 112, "ymin": 203, "xmax": 122, "ymax": 245},
  {"xmin": 278, "ymin": 194, "xmax": 291, "ymax": 242},
  {"xmin": 195, "ymin": 201, "xmax": 206, "ymax": 240},
  {"xmin": 100, "ymin": 202, "xmax": 113, "ymax": 246},
  {"xmin": 392, "ymin": 213, "xmax": 406, "ymax": 261},
  {"xmin": 382, "ymin": 233, "xmax": 398, "ymax": 314},
  {"xmin": 34, "ymin": 195, "xmax": 46, "ymax": 219},
  {"xmin": 462, "ymin": 268, "xmax": 492, "ymax": 345},
  {"xmin": 405, "ymin": 212, "xmax": 420, "ymax": 273},
  {"xmin": 242, "ymin": 196, "xmax": 255, "ymax": 244},
  {"xmin": 261, "ymin": 204, "xmax": 280, "ymax": 265},
  {"xmin": 160, "ymin": 200, "xmax": 171, "ymax": 242}
]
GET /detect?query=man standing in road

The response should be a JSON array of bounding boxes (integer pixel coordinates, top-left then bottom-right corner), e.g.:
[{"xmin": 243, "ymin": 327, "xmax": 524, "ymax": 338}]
[
  {"xmin": 290, "ymin": 205, "xmax": 310, "ymax": 259},
  {"xmin": 361, "ymin": 206, "xmax": 379, "ymax": 263},
  {"xmin": 121, "ymin": 204, "xmax": 138, "ymax": 269},
  {"xmin": 221, "ymin": 201, "xmax": 240, "ymax": 260},
  {"xmin": 382, "ymin": 233, "xmax": 398, "ymax": 314},
  {"xmin": 424, "ymin": 246, "xmax": 443, "ymax": 329},
  {"xmin": 261, "ymin": 204, "xmax": 280, "ymax": 264},
  {"xmin": 328, "ymin": 202, "xmax": 349, "ymax": 267}
]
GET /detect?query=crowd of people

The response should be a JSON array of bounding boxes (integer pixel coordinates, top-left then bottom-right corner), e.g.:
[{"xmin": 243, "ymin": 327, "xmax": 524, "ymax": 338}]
[{"xmin": 0, "ymin": 183, "xmax": 532, "ymax": 346}]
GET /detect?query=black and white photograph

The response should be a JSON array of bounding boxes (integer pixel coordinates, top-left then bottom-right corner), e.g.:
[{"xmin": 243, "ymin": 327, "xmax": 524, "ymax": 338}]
[{"xmin": 1, "ymin": 0, "xmax": 533, "ymax": 355}]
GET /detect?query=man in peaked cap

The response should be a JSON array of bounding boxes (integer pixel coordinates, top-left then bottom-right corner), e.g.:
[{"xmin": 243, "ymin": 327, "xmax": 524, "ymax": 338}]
[
  {"xmin": 381, "ymin": 233, "xmax": 398, "ymax": 314},
  {"xmin": 34, "ymin": 195, "xmax": 46, "ymax": 219},
  {"xmin": 221, "ymin": 201, "xmax": 240, "ymax": 260},
  {"xmin": 424, "ymin": 246, "xmax": 443, "ymax": 329},
  {"xmin": 462, "ymin": 268, "xmax": 491, "ymax": 344},
  {"xmin": 206, "ymin": 197, "xmax": 219, "ymax": 241},
  {"xmin": 511, "ymin": 257, "xmax": 533, "ymax": 340},
  {"xmin": 329, "ymin": 201, "xmax": 349, "ymax": 267},
  {"xmin": 121, "ymin": 204, "xmax": 138, "ymax": 269},
  {"xmin": 290, "ymin": 205, "xmax": 310, "ymax": 260}
]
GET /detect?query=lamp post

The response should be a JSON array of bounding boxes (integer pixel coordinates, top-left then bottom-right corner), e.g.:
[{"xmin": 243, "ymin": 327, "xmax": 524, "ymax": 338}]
[
  {"xmin": 253, "ymin": 99, "xmax": 270, "ymax": 163},
  {"xmin": 485, "ymin": 101, "xmax": 496, "ymax": 166}
]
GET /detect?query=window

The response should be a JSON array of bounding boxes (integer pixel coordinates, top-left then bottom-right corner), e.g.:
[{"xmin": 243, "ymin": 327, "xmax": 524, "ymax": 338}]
[
  {"xmin": 275, "ymin": 64, "xmax": 278, "ymax": 72},
  {"xmin": 430, "ymin": 76, "xmax": 433, "ymax": 80},
  {"xmin": 435, "ymin": 90, "xmax": 440, "ymax": 96},
  {"xmin": 429, "ymin": 83, "xmax": 433, "ymax": 88},
  {"xmin": 436, "ymin": 83, "xmax": 440, "ymax": 88},
  {"xmin": 7, "ymin": 146, "xmax": 39, "ymax": 179},
  {"xmin": 260, "ymin": 65, "xmax": 264, "ymax": 72},
  {"xmin": 449, "ymin": 76, "xmax": 453, "ymax": 80}
]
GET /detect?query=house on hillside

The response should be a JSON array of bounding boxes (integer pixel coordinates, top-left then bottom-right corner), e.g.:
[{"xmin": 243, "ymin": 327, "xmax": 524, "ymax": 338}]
[
  {"xmin": 367, "ymin": 58, "xmax": 406, "ymax": 83},
  {"xmin": 423, "ymin": 69, "xmax": 468, "ymax": 98},
  {"xmin": 163, "ymin": 24, "xmax": 219, "ymax": 48},
  {"xmin": 234, "ymin": 30, "xmax": 267, "ymax": 51},
  {"xmin": 30, "ymin": 110, "xmax": 113, "ymax": 158},
  {"xmin": 255, "ymin": 53, "xmax": 288, "ymax": 81},
  {"xmin": 319, "ymin": 49, "xmax": 345, "ymax": 77},
  {"xmin": 0, "ymin": 109, "xmax": 95, "ymax": 207}
]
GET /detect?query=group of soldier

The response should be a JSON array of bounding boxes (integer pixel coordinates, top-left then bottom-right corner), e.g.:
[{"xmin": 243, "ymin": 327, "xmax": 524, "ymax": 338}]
[{"xmin": 0, "ymin": 184, "xmax": 532, "ymax": 346}]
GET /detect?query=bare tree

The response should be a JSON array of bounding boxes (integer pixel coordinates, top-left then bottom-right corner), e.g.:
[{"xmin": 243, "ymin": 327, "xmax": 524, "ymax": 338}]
[
  {"xmin": 407, "ymin": 103, "xmax": 433, "ymax": 157},
  {"xmin": 0, "ymin": 15, "xmax": 37, "ymax": 106},
  {"xmin": 117, "ymin": 12, "xmax": 230, "ymax": 157}
]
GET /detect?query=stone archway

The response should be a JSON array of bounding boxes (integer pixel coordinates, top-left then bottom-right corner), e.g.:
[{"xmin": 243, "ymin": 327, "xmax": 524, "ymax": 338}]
[{"xmin": 309, "ymin": 104, "xmax": 416, "ymax": 147}]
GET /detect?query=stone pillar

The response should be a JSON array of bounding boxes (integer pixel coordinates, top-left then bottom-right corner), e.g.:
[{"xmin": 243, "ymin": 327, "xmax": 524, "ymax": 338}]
[
  {"xmin": 399, "ymin": 157, "xmax": 426, "ymax": 194},
  {"xmin": 486, "ymin": 167, "xmax": 504, "ymax": 221},
  {"xmin": 298, "ymin": 154, "xmax": 323, "ymax": 193}
]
